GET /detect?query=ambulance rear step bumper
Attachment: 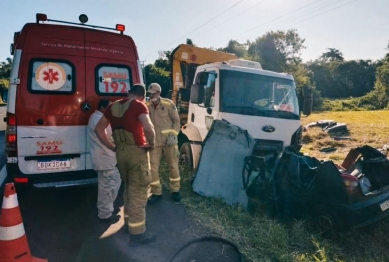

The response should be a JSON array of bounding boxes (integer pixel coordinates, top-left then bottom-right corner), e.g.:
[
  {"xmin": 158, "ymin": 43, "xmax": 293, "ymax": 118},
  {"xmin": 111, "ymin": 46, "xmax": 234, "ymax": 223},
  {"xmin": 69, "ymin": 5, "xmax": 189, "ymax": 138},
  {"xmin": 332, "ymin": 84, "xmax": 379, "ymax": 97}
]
[{"xmin": 33, "ymin": 178, "xmax": 98, "ymax": 188}]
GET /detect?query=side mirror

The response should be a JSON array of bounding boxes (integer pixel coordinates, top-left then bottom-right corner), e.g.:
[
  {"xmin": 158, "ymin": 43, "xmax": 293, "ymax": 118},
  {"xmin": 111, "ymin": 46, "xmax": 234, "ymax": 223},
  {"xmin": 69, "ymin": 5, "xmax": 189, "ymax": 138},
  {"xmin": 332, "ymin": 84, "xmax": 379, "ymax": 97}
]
[
  {"xmin": 190, "ymin": 84, "xmax": 204, "ymax": 104},
  {"xmin": 1, "ymin": 89, "xmax": 8, "ymax": 103}
]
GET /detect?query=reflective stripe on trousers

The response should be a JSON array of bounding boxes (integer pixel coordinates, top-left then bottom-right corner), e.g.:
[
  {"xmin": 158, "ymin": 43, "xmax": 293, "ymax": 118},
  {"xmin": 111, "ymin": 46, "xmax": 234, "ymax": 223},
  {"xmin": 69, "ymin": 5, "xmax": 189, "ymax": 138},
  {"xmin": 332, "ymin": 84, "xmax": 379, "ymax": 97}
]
[
  {"xmin": 149, "ymin": 145, "xmax": 180, "ymax": 195},
  {"xmin": 116, "ymin": 143, "xmax": 151, "ymax": 235}
]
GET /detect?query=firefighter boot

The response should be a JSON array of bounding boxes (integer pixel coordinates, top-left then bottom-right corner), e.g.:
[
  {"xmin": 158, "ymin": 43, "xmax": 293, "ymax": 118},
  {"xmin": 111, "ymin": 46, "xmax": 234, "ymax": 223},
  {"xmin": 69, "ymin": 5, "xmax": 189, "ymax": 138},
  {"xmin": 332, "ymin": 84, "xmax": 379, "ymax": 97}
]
[
  {"xmin": 129, "ymin": 232, "xmax": 156, "ymax": 245},
  {"xmin": 147, "ymin": 194, "xmax": 162, "ymax": 205},
  {"xmin": 172, "ymin": 192, "xmax": 181, "ymax": 203}
]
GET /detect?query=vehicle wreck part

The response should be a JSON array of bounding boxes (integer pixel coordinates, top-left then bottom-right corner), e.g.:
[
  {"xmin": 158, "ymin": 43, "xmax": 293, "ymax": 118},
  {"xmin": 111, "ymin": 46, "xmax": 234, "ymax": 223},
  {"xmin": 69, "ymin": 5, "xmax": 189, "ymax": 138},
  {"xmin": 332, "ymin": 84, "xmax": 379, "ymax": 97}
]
[
  {"xmin": 317, "ymin": 120, "xmax": 336, "ymax": 127},
  {"xmin": 341, "ymin": 173, "xmax": 360, "ymax": 197},
  {"xmin": 353, "ymin": 145, "xmax": 389, "ymax": 190},
  {"xmin": 360, "ymin": 177, "xmax": 372, "ymax": 195},
  {"xmin": 312, "ymin": 205, "xmax": 342, "ymax": 232},
  {"xmin": 271, "ymin": 148, "xmax": 321, "ymax": 222},
  {"xmin": 242, "ymin": 155, "xmax": 273, "ymax": 199},
  {"xmin": 304, "ymin": 120, "xmax": 335, "ymax": 130},
  {"xmin": 319, "ymin": 147, "xmax": 337, "ymax": 153},
  {"xmin": 323, "ymin": 123, "xmax": 348, "ymax": 133},
  {"xmin": 322, "ymin": 121, "xmax": 337, "ymax": 131},
  {"xmin": 332, "ymin": 136, "xmax": 350, "ymax": 141},
  {"xmin": 192, "ymin": 120, "xmax": 254, "ymax": 208},
  {"xmin": 269, "ymin": 146, "xmax": 389, "ymax": 230}
]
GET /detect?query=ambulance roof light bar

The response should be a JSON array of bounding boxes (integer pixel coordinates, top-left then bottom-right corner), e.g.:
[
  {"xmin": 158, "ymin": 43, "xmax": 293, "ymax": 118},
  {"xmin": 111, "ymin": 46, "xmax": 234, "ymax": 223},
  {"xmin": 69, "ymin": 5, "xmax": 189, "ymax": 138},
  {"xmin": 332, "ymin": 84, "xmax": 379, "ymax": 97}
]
[{"xmin": 35, "ymin": 13, "xmax": 125, "ymax": 34}]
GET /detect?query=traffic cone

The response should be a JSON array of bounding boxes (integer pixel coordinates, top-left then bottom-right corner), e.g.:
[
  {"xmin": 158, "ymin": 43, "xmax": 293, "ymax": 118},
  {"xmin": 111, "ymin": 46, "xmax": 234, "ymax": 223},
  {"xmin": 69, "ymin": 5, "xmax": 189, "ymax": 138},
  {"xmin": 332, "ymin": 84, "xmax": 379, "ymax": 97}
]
[{"xmin": 0, "ymin": 183, "xmax": 47, "ymax": 262}]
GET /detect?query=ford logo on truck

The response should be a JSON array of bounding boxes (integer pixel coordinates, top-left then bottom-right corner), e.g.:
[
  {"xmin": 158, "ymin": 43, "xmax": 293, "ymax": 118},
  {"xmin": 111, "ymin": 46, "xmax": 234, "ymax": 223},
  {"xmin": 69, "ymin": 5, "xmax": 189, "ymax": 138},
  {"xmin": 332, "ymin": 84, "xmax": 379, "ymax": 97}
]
[{"xmin": 262, "ymin": 125, "xmax": 275, "ymax": 133}]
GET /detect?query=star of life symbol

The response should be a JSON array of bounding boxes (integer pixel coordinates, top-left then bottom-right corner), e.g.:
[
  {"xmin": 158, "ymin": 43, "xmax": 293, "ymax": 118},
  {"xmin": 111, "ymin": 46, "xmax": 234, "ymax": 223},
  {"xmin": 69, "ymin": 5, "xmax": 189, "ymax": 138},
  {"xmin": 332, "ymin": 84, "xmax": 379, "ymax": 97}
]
[{"xmin": 35, "ymin": 62, "xmax": 66, "ymax": 90}]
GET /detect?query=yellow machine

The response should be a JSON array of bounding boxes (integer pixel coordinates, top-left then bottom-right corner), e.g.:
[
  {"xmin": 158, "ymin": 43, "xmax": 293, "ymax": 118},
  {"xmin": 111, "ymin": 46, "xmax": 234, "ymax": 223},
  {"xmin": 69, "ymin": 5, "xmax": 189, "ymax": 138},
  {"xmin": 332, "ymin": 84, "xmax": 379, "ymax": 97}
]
[{"xmin": 169, "ymin": 44, "xmax": 237, "ymax": 125}]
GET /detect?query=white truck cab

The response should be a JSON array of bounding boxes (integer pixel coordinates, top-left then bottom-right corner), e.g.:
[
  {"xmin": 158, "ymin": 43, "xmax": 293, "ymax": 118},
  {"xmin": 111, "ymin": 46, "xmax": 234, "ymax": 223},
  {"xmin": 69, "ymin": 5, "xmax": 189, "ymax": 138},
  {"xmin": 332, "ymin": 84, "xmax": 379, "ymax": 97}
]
[{"xmin": 180, "ymin": 59, "xmax": 306, "ymax": 169}]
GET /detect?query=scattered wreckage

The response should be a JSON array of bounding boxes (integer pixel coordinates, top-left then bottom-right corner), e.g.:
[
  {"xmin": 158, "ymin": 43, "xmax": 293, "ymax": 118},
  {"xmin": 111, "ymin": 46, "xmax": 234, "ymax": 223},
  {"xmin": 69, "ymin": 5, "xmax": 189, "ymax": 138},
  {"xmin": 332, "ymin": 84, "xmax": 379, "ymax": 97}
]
[
  {"xmin": 192, "ymin": 120, "xmax": 389, "ymax": 231},
  {"xmin": 305, "ymin": 120, "xmax": 350, "ymax": 142}
]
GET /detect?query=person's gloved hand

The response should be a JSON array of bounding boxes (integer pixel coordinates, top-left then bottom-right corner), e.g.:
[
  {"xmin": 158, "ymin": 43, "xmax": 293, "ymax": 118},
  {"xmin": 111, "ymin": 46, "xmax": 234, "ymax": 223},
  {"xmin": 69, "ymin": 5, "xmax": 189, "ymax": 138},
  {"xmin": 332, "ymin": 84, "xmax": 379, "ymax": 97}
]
[{"xmin": 166, "ymin": 133, "xmax": 178, "ymax": 146}]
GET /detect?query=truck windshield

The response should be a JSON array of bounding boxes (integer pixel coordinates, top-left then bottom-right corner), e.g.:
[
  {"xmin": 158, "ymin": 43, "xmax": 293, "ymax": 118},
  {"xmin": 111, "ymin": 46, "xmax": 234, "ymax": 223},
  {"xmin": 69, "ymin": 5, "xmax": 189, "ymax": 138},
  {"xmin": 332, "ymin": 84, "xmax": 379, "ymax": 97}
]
[{"xmin": 220, "ymin": 70, "xmax": 300, "ymax": 120}]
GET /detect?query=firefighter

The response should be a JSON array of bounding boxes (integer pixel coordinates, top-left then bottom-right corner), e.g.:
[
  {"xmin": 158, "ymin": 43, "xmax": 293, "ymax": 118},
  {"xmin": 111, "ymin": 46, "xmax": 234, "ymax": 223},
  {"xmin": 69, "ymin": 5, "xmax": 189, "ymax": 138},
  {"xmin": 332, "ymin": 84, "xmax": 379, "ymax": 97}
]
[
  {"xmin": 146, "ymin": 83, "xmax": 181, "ymax": 204},
  {"xmin": 95, "ymin": 84, "xmax": 156, "ymax": 245}
]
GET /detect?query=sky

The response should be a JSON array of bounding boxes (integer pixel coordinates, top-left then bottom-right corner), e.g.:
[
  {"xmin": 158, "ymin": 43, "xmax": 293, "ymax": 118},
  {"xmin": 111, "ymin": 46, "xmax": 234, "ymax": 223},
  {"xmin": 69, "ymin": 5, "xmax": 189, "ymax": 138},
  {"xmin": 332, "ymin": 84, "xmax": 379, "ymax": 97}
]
[{"xmin": 0, "ymin": 0, "xmax": 388, "ymax": 65}]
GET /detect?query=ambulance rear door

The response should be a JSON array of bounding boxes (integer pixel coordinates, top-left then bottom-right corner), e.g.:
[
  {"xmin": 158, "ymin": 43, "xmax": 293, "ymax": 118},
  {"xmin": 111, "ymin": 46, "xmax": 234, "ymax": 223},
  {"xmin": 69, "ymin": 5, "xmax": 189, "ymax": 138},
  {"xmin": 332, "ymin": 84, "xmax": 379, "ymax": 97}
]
[
  {"xmin": 16, "ymin": 25, "xmax": 88, "ymax": 174},
  {"xmin": 84, "ymin": 30, "xmax": 139, "ymax": 169}
]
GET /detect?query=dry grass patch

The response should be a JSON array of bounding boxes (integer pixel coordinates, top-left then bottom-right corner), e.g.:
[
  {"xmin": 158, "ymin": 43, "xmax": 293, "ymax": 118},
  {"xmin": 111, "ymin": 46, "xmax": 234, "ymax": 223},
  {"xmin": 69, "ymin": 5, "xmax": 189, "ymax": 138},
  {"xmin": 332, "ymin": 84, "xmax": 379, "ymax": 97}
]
[{"xmin": 301, "ymin": 111, "xmax": 389, "ymax": 162}]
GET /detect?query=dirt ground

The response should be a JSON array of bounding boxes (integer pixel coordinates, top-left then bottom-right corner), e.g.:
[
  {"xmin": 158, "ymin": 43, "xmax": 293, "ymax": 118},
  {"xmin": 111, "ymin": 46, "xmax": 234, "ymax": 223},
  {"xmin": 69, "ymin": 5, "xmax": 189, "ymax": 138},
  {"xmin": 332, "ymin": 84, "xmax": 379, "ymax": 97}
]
[{"xmin": 19, "ymin": 184, "xmax": 243, "ymax": 262}]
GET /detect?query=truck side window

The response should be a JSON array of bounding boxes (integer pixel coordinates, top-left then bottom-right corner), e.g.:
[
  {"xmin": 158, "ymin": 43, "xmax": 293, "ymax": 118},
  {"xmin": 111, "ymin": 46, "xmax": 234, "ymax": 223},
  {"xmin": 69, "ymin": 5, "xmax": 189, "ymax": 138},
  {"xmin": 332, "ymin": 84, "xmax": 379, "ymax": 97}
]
[
  {"xmin": 96, "ymin": 65, "xmax": 132, "ymax": 95},
  {"xmin": 29, "ymin": 61, "xmax": 74, "ymax": 93},
  {"xmin": 194, "ymin": 72, "xmax": 216, "ymax": 108},
  {"xmin": 203, "ymin": 74, "xmax": 216, "ymax": 108}
]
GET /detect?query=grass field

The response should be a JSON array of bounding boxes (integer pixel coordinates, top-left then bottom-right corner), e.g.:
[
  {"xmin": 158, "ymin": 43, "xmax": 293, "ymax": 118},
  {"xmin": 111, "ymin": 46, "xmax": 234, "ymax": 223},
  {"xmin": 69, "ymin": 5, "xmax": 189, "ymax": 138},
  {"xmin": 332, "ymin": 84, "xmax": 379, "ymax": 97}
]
[
  {"xmin": 300, "ymin": 111, "xmax": 389, "ymax": 163},
  {"xmin": 160, "ymin": 110, "xmax": 389, "ymax": 262}
]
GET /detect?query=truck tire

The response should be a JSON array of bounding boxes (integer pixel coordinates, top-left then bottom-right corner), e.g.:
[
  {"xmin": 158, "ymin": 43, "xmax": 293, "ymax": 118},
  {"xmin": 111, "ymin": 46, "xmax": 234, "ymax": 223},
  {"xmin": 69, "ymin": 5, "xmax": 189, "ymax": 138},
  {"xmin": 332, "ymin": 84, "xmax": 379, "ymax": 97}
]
[{"xmin": 179, "ymin": 142, "xmax": 193, "ymax": 170}]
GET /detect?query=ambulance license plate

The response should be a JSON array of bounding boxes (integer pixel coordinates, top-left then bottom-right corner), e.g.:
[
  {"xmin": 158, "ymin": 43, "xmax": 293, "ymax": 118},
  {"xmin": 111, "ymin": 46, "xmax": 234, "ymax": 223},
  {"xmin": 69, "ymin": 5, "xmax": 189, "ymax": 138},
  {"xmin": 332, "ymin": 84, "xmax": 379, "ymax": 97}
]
[
  {"xmin": 380, "ymin": 199, "xmax": 389, "ymax": 212},
  {"xmin": 37, "ymin": 159, "xmax": 70, "ymax": 170}
]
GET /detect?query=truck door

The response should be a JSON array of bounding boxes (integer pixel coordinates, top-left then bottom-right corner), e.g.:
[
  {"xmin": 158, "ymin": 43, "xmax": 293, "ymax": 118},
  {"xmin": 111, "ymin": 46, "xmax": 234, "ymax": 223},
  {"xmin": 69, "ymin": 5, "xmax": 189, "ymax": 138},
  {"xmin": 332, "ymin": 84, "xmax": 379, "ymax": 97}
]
[
  {"xmin": 190, "ymin": 69, "xmax": 219, "ymax": 140},
  {"xmin": 16, "ymin": 53, "xmax": 87, "ymax": 174}
]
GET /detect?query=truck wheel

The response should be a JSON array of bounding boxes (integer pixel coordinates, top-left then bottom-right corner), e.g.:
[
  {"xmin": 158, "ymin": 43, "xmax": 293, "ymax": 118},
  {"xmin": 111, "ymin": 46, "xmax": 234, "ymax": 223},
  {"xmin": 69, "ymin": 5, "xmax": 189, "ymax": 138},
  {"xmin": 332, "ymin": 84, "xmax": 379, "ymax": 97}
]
[{"xmin": 179, "ymin": 142, "xmax": 193, "ymax": 170}]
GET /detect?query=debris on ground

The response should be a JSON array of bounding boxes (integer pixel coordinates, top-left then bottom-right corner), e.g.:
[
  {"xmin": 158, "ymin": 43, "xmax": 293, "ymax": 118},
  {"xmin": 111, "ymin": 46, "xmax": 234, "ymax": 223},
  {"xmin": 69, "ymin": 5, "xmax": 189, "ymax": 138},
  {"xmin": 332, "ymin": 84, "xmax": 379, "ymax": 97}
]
[
  {"xmin": 323, "ymin": 122, "xmax": 348, "ymax": 133},
  {"xmin": 304, "ymin": 120, "xmax": 335, "ymax": 130},
  {"xmin": 332, "ymin": 136, "xmax": 351, "ymax": 141},
  {"xmin": 319, "ymin": 147, "xmax": 337, "ymax": 153},
  {"xmin": 304, "ymin": 119, "xmax": 348, "ymax": 133}
]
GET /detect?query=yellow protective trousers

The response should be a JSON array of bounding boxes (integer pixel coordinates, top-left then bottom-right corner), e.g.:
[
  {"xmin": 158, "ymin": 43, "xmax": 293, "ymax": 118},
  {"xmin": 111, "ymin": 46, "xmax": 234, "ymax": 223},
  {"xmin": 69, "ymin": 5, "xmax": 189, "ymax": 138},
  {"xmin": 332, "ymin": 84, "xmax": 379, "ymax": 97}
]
[
  {"xmin": 113, "ymin": 129, "xmax": 151, "ymax": 235},
  {"xmin": 149, "ymin": 145, "xmax": 181, "ymax": 195}
]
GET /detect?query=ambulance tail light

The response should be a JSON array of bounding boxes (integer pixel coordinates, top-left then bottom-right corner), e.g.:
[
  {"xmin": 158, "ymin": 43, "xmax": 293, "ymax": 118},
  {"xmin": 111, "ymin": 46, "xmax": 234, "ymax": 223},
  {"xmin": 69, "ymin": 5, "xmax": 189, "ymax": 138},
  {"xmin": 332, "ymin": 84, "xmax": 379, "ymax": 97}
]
[
  {"xmin": 116, "ymin": 24, "xmax": 125, "ymax": 34},
  {"xmin": 8, "ymin": 114, "xmax": 16, "ymax": 125},
  {"xmin": 14, "ymin": 178, "xmax": 28, "ymax": 183},
  {"xmin": 5, "ymin": 113, "xmax": 17, "ymax": 157},
  {"xmin": 36, "ymin": 13, "xmax": 48, "ymax": 23}
]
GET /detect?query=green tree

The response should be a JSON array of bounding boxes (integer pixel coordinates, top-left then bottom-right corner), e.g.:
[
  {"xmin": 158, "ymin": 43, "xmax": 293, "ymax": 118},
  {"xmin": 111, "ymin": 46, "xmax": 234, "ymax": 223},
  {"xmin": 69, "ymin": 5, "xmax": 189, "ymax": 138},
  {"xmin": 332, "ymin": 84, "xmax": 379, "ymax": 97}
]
[
  {"xmin": 0, "ymin": 58, "xmax": 12, "ymax": 102},
  {"xmin": 145, "ymin": 50, "xmax": 171, "ymax": 97},
  {"xmin": 154, "ymin": 50, "xmax": 171, "ymax": 72},
  {"xmin": 308, "ymin": 56, "xmax": 377, "ymax": 99},
  {"xmin": 247, "ymin": 29, "xmax": 306, "ymax": 72},
  {"xmin": 217, "ymin": 40, "xmax": 247, "ymax": 58},
  {"xmin": 186, "ymin": 38, "xmax": 194, "ymax": 46},
  {"xmin": 320, "ymin": 48, "xmax": 344, "ymax": 62},
  {"xmin": 371, "ymin": 55, "xmax": 389, "ymax": 108}
]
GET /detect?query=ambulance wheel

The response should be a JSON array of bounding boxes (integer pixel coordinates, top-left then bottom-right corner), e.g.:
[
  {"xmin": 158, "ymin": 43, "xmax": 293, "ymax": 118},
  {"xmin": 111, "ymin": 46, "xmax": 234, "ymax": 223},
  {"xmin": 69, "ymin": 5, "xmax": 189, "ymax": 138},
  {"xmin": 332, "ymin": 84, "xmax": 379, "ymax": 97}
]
[{"xmin": 179, "ymin": 142, "xmax": 193, "ymax": 170}]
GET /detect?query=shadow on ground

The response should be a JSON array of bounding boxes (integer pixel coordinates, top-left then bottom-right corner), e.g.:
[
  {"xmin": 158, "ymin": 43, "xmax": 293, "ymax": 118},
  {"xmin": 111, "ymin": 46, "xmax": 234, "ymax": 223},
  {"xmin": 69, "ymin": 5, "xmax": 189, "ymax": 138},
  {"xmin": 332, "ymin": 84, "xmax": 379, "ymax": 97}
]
[{"xmin": 18, "ymin": 184, "xmax": 242, "ymax": 262}]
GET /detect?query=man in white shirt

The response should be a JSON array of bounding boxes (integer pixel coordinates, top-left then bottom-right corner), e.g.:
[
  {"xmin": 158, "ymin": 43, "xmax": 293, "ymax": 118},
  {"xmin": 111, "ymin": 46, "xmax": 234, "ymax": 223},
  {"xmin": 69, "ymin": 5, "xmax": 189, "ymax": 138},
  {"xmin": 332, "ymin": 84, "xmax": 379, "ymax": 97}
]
[{"xmin": 88, "ymin": 99, "xmax": 121, "ymax": 223}]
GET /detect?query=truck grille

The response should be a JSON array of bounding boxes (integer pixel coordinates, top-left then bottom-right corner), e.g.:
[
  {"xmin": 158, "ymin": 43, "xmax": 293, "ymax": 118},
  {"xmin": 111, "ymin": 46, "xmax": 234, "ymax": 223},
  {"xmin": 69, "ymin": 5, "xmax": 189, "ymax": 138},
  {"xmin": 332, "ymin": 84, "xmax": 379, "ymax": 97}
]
[{"xmin": 253, "ymin": 139, "xmax": 283, "ymax": 153}]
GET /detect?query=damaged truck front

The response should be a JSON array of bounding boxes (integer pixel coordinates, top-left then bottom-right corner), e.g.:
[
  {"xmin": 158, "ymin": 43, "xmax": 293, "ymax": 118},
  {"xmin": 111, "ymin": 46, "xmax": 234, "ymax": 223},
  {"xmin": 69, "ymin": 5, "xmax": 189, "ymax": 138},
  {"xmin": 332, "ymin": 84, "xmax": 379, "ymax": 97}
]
[
  {"xmin": 179, "ymin": 59, "xmax": 313, "ymax": 170},
  {"xmin": 181, "ymin": 58, "xmax": 389, "ymax": 231}
]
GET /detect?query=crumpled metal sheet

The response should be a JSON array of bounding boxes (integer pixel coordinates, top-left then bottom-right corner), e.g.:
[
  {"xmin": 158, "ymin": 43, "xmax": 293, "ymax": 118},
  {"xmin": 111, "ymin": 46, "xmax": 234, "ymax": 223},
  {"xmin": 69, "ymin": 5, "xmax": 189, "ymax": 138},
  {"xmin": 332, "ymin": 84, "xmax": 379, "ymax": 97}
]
[{"xmin": 192, "ymin": 120, "xmax": 254, "ymax": 208}]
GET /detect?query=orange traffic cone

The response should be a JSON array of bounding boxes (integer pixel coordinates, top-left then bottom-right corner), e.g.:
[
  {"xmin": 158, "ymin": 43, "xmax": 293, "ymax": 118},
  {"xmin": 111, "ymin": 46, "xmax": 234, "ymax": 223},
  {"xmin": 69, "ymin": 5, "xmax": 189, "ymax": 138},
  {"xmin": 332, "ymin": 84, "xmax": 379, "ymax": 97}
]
[{"xmin": 0, "ymin": 183, "xmax": 47, "ymax": 262}]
